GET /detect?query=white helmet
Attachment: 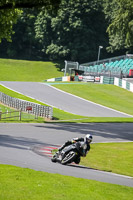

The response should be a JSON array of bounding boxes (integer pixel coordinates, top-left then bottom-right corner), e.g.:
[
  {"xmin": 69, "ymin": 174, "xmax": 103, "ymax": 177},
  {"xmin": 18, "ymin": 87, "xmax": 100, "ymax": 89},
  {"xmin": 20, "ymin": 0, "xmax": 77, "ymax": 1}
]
[{"xmin": 85, "ymin": 134, "xmax": 93, "ymax": 143}]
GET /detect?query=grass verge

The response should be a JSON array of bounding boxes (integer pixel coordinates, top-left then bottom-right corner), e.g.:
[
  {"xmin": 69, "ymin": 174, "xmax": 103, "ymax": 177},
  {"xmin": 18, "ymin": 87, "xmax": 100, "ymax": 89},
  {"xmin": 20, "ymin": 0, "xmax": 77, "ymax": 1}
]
[
  {"xmin": 0, "ymin": 165, "xmax": 133, "ymax": 200},
  {"xmin": 81, "ymin": 142, "xmax": 133, "ymax": 177}
]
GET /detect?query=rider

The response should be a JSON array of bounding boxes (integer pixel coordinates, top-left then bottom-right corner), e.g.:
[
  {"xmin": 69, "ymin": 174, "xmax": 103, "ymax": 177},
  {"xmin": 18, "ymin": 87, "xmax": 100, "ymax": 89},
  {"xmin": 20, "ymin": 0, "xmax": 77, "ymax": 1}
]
[{"xmin": 57, "ymin": 134, "xmax": 93, "ymax": 164}]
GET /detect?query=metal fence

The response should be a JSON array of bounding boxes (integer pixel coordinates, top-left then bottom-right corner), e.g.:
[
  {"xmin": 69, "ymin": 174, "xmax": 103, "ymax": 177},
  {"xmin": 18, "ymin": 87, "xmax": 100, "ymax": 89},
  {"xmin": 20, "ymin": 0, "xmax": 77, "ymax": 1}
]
[
  {"xmin": 0, "ymin": 110, "xmax": 22, "ymax": 121},
  {"xmin": 83, "ymin": 70, "xmax": 123, "ymax": 78},
  {"xmin": 0, "ymin": 92, "xmax": 53, "ymax": 119}
]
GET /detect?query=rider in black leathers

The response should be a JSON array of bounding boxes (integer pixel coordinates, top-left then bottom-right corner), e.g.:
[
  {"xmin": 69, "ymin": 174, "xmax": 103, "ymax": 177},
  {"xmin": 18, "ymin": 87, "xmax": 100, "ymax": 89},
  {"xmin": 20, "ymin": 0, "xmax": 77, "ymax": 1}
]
[{"xmin": 57, "ymin": 134, "xmax": 93, "ymax": 164}]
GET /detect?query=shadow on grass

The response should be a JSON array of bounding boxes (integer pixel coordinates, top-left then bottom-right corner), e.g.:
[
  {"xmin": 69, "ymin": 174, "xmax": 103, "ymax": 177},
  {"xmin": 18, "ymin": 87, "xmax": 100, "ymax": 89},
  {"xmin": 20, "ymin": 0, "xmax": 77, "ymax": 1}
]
[{"xmin": 53, "ymin": 61, "xmax": 64, "ymax": 72}]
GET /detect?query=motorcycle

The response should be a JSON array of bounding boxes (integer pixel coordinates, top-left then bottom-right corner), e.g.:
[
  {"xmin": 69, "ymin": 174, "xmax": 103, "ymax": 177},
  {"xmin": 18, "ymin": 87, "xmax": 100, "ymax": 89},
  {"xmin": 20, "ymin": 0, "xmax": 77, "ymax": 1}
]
[{"xmin": 51, "ymin": 141, "xmax": 86, "ymax": 165}]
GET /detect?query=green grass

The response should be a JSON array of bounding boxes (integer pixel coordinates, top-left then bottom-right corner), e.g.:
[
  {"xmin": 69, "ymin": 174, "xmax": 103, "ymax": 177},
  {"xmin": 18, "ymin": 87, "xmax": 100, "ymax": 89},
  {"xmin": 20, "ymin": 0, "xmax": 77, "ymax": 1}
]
[
  {"xmin": 52, "ymin": 83, "xmax": 133, "ymax": 115},
  {"xmin": 0, "ymin": 165, "xmax": 133, "ymax": 200},
  {"xmin": 81, "ymin": 142, "xmax": 133, "ymax": 177},
  {"xmin": 0, "ymin": 59, "xmax": 63, "ymax": 81}
]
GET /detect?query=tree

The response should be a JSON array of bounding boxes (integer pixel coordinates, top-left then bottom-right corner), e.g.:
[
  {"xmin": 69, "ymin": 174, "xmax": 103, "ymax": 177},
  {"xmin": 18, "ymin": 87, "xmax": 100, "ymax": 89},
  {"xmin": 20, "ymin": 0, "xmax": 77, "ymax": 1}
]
[
  {"xmin": 0, "ymin": 8, "xmax": 21, "ymax": 42},
  {"xmin": 35, "ymin": 0, "xmax": 108, "ymax": 62},
  {"xmin": 104, "ymin": 0, "xmax": 133, "ymax": 52},
  {"xmin": 0, "ymin": 0, "xmax": 60, "ymax": 9},
  {"xmin": 0, "ymin": 0, "xmax": 60, "ymax": 42},
  {"xmin": 0, "ymin": 9, "xmax": 43, "ymax": 60}
]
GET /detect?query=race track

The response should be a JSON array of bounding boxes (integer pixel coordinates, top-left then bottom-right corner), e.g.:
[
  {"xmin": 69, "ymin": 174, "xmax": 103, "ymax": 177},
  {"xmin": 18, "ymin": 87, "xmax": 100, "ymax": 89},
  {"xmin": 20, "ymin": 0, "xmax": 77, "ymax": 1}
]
[
  {"xmin": 0, "ymin": 81, "xmax": 132, "ymax": 117},
  {"xmin": 0, "ymin": 123, "xmax": 133, "ymax": 187}
]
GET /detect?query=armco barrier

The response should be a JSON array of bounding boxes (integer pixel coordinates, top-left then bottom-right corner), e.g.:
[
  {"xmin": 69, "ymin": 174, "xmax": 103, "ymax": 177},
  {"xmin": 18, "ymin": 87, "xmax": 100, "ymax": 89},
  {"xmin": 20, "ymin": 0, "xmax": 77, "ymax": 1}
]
[
  {"xmin": 126, "ymin": 82, "xmax": 130, "ymax": 90},
  {"xmin": 45, "ymin": 75, "xmax": 98, "ymax": 82},
  {"xmin": 130, "ymin": 83, "xmax": 133, "ymax": 92},
  {"xmin": 100, "ymin": 76, "xmax": 114, "ymax": 84},
  {"xmin": 114, "ymin": 77, "xmax": 133, "ymax": 92},
  {"xmin": 44, "ymin": 76, "xmax": 71, "ymax": 82}
]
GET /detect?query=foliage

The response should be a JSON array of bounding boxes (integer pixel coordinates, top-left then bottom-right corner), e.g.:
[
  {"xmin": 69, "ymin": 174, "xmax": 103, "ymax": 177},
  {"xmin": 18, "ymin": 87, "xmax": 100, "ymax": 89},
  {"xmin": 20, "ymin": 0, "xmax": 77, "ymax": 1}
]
[
  {"xmin": 104, "ymin": 0, "xmax": 133, "ymax": 52},
  {"xmin": 0, "ymin": 8, "xmax": 21, "ymax": 42},
  {"xmin": 35, "ymin": 0, "xmax": 109, "ymax": 62},
  {"xmin": 0, "ymin": 0, "xmax": 60, "ymax": 9},
  {"xmin": 0, "ymin": 9, "xmax": 43, "ymax": 60},
  {"xmin": 0, "ymin": 0, "xmax": 132, "ymax": 62},
  {"xmin": 0, "ymin": 0, "xmax": 60, "ymax": 43}
]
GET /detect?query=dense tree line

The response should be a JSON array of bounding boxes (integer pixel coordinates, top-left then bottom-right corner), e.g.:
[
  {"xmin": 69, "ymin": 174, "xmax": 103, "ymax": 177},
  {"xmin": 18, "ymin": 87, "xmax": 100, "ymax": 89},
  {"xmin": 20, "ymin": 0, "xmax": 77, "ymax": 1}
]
[
  {"xmin": 104, "ymin": 0, "xmax": 133, "ymax": 53},
  {"xmin": 0, "ymin": 0, "xmax": 60, "ymax": 42},
  {"xmin": 0, "ymin": 0, "xmax": 132, "ymax": 63}
]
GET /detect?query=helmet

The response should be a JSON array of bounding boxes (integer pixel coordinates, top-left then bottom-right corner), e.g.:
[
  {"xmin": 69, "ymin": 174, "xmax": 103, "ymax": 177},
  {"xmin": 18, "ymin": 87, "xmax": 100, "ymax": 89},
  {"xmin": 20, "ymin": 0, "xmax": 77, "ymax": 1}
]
[{"xmin": 85, "ymin": 134, "xmax": 93, "ymax": 143}]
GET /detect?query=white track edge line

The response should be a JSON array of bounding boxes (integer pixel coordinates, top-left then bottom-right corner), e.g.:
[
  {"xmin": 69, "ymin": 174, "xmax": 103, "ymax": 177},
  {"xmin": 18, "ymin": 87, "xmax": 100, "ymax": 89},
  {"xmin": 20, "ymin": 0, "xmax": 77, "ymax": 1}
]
[{"xmin": 44, "ymin": 83, "xmax": 133, "ymax": 117}]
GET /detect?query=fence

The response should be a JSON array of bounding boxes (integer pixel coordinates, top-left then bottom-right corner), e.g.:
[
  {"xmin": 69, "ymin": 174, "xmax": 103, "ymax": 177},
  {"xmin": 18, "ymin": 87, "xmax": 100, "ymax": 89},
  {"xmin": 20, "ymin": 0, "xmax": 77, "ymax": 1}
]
[
  {"xmin": 0, "ymin": 110, "xmax": 22, "ymax": 121},
  {"xmin": 0, "ymin": 92, "xmax": 53, "ymax": 119}
]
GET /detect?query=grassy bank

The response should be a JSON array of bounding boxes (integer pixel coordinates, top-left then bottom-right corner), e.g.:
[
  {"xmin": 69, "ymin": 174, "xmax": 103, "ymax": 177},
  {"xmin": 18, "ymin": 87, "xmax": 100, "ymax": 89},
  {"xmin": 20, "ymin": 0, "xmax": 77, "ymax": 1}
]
[
  {"xmin": 52, "ymin": 83, "xmax": 133, "ymax": 116},
  {"xmin": 0, "ymin": 59, "xmax": 63, "ymax": 81},
  {"xmin": 81, "ymin": 142, "xmax": 133, "ymax": 177},
  {"xmin": 0, "ymin": 165, "xmax": 132, "ymax": 200}
]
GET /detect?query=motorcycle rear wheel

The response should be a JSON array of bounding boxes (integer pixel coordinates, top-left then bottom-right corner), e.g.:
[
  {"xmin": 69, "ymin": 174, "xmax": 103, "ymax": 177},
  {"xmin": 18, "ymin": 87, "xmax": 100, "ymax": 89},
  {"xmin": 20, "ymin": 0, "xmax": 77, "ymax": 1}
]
[
  {"xmin": 51, "ymin": 153, "xmax": 58, "ymax": 162},
  {"xmin": 51, "ymin": 157, "xmax": 57, "ymax": 162},
  {"xmin": 61, "ymin": 151, "xmax": 77, "ymax": 165}
]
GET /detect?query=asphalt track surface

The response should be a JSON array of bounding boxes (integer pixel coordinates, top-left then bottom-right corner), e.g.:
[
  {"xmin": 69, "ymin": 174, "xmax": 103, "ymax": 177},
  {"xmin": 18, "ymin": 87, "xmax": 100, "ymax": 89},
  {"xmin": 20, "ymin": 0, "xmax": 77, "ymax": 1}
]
[
  {"xmin": 0, "ymin": 123, "xmax": 133, "ymax": 187},
  {"xmin": 0, "ymin": 81, "xmax": 132, "ymax": 117}
]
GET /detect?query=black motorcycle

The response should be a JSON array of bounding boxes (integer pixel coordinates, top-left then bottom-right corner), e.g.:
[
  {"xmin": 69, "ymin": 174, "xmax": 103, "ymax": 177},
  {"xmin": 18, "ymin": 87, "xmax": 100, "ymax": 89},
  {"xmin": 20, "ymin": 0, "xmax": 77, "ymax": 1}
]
[{"xmin": 51, "ymin": 141, "xmax": 86, "ymax": 165}]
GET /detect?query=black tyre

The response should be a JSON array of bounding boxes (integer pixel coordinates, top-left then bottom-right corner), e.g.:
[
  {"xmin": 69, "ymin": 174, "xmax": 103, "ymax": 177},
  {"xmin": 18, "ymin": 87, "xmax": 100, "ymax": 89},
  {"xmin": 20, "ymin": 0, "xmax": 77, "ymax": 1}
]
[
  {"xmin": 51, "ymin": 157, "xmax": 57, "ymax": 162},
  {"xmin": 51, "ymin": 153, "xmax": 58, "ymax": 163},
  {"xmin": 61, "ymin": 151, "xmax": 77, "ymax": 165},
  {"xmin": 74, "ymin": 156, "xmax": 80, "ymax": 164}
]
